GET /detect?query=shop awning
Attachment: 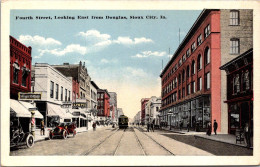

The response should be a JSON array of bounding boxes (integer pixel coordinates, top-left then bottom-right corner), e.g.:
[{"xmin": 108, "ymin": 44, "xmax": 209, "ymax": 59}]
[
  {"xmin": 19, "ymin": 101, "xmax": 43, "ymax": 119},
  {"xmin": 47, "ymin": 103, "xmax": 73, "ymax": 119},
  {"xmin": 10, "ymin": 99, "xmax": 43, "ymax": 119}
]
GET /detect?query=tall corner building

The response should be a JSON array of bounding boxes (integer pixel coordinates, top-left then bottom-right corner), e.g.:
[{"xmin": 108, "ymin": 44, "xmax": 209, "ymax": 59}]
[{"xmin": 160, "ymin": 9, "xmax": 252, "ymax": 133}]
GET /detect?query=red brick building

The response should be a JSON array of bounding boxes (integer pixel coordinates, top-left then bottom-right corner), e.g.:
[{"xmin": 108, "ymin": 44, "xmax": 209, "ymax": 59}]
[
  {"xmin": 10, "ymin": 35, "xmax": 32, "ymax": 99},
  {"xmin": 160, "ymin": 10, "xmax": 221, "ymax": 131},
  {"xmin": 160, "ymin": 9, "xmax": 252, "ymax": 133},
  {"xmin": 97, "ymin": 89, "xmax": 110, "ymax": 118},
  {"xmin": 141, "ymin": 98, "xmax": 150, "ymax": 125},
  {"xmin": 72, "ymin": 78, "xmax": 80, "ymax": 102}
]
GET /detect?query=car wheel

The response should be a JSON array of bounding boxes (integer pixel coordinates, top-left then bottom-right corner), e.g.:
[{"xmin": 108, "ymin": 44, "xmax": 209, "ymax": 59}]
[
  {"xmin": 62, "ymin": 130, "xmax": 68, "ymax": 139},
  {"xmin": 26, "ymin": 134, "xmax": 34, "ymax": 148},
  {"xmin": 73, "ymin": 130, "xmax": 76, "ymax": 137}
]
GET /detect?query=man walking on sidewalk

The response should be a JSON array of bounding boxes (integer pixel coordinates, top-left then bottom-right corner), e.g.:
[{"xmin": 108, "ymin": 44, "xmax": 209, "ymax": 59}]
[{"xmin": 213, "ymin": 120, "xmax": 218, "ymax": 135}]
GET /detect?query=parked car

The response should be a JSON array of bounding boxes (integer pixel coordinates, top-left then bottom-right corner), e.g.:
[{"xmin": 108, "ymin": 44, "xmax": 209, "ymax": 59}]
[{"xmin": 49, "ymin": 122, "xmax": 76, "ymax": 139}]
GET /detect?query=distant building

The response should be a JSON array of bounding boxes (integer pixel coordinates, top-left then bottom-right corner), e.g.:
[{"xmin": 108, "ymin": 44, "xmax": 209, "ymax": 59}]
[
  {"xmin": 117, "ymin": 108, "xmax": 124, "ymax": 117},
  {"xmin": 145, "ymin": 96, "xmax": 161, "ymax": 124},
  {"xmin": 97, "ymin": 89, "xmax": 110, "ymax": 123},
  {"xmin": 133, "ymin": 111, "xmax": 141, "ymax": 125},
  {"xmin": 90, "ymin": 81, "xmax": 99, "ymax": 109},
  {"xmin": 109, "ymin": 92, "xmax": 117, "ymax": 122},
  {"xmin": 10, "ymin": 35, "xmax": 32, "ymax": 99},
  {"xmin": 141, "ymin": 98, "xmax": 150, "ymax": 125}
]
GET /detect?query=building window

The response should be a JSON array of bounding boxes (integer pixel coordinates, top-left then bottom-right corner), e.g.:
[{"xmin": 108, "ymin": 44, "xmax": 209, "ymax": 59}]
[
  {"xmin": 230, "ymin": 10, "xmax": 239, "ymax": 26},
  {"xmin": 186, "ymin": 66, "xmax": 190, "ymax": 79},
  {"xmin": 197, "ymin": 34, "xmax": 202, "ymax": 46},
  {"xmin": 204, "ymin": 24, "xmax": 210, "ymax": 38},
  {"xmin": 230, "ymin": 38, "xmax": 239, "ymax": 54},
  {"xmin": 186, "ymin": 49, "xmax": 190, "ymax": 57},
  {"xmin": 205, "ymin": 47, "xmax": 210, "ymax": 65},
  {"xmin": 233, "ymin": 74, "xmax": 240, "ymax": 94},
  {"xmin": 197, "ymin": 54, "xmax": 202, "ymax": 71},
  {"xmin": 187, "ymin": 84, "xmax": 191, "ymax": 95},
  {"xmin": 13, "ymin": 63, "xmax": 20, "ymax": 84},
  {"xmin": 192, "ymin": 60, "xmax": 196, "ymax": 75},
  {"xmin": 174, "ymin": 77, "xmax": 177, "ymax": 88},
  {"xmin": 178, "ymin": 74, "xmax": 181, "ymax": 85},
  {"xmin": 65, "ymin": 89, "xmax": 67, "ymax": 101},
  {"xmin": 191, "ymin": 42, "xmax": 196, "ymax": 53},
  {"xmin": 182, "ymin": 70, "xmax": 185, "ymax": 82},
  {"xmin": 242, "ymin": 70, "xmax": 250, "ymax": 91},
  {"xmin": 178, "ymin": 89, "xmax": 181, "ymax": 100},
  {"xmin": 182, "ymin": 54, "xmax": 186, "ymax": 62},
  {"xmin": 21, "ymin": 68, "xmax": 28, "ymax": 87},
  {"xmin": 68, "ymin": 91, "xmax": 71, "ymax": 101},
  {"xmin": 179, "ymin": 59, "xmax": 182, "ymax": 67},
  {"xmin": 61, "ymin": 86, "xmax": 63, "ymax": 101},
  {"xmin": 50, "ymin": 81, "xmax": 54, "ymax": 98},
  {"xmin": 205, "ymin": 72, "xmax": 210, "ymax": 90},
  {"xmin": 198, "ymin": 77, "xmax": 202, "ymax": 91},
  {"xmin": 182, "ymin": 88, "xmax": 185, "ymax": 98},
  {"xmin": 55, "ymin": 84, "xmax": 59, "ymax": 100},
  {"xmin": 191, "ymin": 81, "xmax": 196, "ymax": 93}
]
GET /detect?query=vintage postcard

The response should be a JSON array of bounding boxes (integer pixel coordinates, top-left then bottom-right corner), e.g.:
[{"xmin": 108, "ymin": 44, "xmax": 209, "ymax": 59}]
[{"xmin": 1, "ymin": 0, "xmax": 260, "ymax": 166}]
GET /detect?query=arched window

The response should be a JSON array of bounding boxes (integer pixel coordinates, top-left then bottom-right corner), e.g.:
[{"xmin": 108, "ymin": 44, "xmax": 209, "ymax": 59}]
[
  {"xmin": 13, "ymin": 62, "xmax": 20, "ymax": 84},
  {"xmin": 242, "ymin": 70, "xmax": 250, "ymax": 91},
  {"xmin": 186, "ymin": 66, "xmax": 190, "ymax": 79},
  {"xmin": 191, "ymin": 60, "xmax": 196, "ymax": 75},
  {"xmin": 197, "ymin": 54, "xmax": 202, "ymax": 71},
  {"xmin": 205, "ymin": 47, "xmax": 210, "ymax": 65},
  {"xmin": 233, "ymin": 74, "xmax": 240, "ymax": 94},
  {"xmin": 174, "ymin": 77, "xmax": 177, "ymax": 88},
  {"xmin": 182, "ymin": 69, "xmax": 185, "ymax": 82}
]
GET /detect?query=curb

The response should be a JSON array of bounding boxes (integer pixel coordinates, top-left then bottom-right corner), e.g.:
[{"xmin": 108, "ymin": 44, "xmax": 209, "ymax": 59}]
[{"xmin": 194, "ymin": 135, "xmax": 253, "ymax": 150}]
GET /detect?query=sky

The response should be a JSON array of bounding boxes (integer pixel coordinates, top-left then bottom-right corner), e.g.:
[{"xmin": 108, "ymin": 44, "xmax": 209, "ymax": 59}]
[{"xmin": 11, "ymin": 10, "xmax": 202, "ymax": 119}]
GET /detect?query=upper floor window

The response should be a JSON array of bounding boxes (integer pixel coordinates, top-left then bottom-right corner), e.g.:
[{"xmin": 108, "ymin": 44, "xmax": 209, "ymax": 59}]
[
  {"xmin": 197, "ymin": 34, "xmax": 202, "ymax": 46},
  {"xmin": 174, "ymin": 77, "xmax": 177, "ymax": 88},
  {"xmin": 205, "ymin": 72, "xmax": 210, "ymax": 90},
  {"xmin": 230, "ymin": 10, "xmax": 239, "ymax": 26},
  {"xmin": 13, "ymin": 63, "xmax": 20, "ymax": 84},
  {"xmin": 191, "ymin": 60, "xmax": 196, "ymax": 75},
  {"xmin": 55, "ymin": 84, "xmax": 59, "ymax": 100},
  {"xmin": 204, "ymin": 24, "xmax": 210, "ymax": 38},
  {"xmin": 65, "ymin": 89, "xmax": 68, "ymax": 101},
  {"xmin": 182, "ymin": 54, "xmax": 186, "ymax": 62},
  {"xmin": 205, "ymin": 47, "xmax": 210, "ymax": 65},
  {"xmin": 197, "ymin": 54, "xmax": 202, "ymax": 71},
  {"xmin": 230, "ymin": 38, "xmax": 239, "ymax": 54},
  {"xmin": 50, "ymin": 81, "xmax": 54, "ymax": 98},
  {"xmin": 186, "ymin": 66, "xmax": 190, "ymax": 79},
  {"xmin": 187, "ymin": 84, "xmax": 191, "ymax": 95},
  {"xmin": 22, "ymin": 68, "xmax": 29, "ymax": 87},
  {"xmin": 198, "ymin": 77, "xmax": 202, "ymax": 91},
  {"xmin": 182, "ymin": 88, "xmax": 185, "ymax": 98},
  {"xmin": 182, "ymin": 70, "xmax": 185, "ymax": 82},
  {"xmin": 233, "ymin": 74, "xmax": 240, "ymax": 94},
  {"xmin": 186, "ymin": 49, "xmax": 190, "ymax": 57},
  {"xmin": 191, "ymin": 42, "xmax": 196, "ymax": 53},
  {"xmin": 178, "ymin": 74, "xmax": 181, "ymax": 85},
  {"xmin": 68, "ymin": 91, "xmax": 71, "ymax": 101},
  {"xmin": 61, "ymin": 86, "xmax": 63, "ymax": 101},
  {"xmin": 242, "ymin": 70, "xmax": 250, "ymax": 91},
  {"xmin": 191, "ymin": 81, "xmax": 196, "ymax": 94},
  {"xmin": 179, "ymin": 59, "xmax": 182, "ymax": 67}
]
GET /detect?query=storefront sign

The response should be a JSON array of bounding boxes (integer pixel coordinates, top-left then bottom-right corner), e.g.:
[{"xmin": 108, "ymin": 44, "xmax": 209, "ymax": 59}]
[
  {"xmin": 18, "ymin": 92, "xmax": 41, "ymax": 100},
  {"xmin": 72, "ymin": 102, "xmax": 86, "ymax": 108}
]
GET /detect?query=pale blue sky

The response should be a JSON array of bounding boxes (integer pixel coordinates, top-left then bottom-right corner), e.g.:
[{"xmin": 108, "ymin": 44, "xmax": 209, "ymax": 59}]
[{"xmin": 11, "ymin": 10, "xmax": 201, "ymax": 118}]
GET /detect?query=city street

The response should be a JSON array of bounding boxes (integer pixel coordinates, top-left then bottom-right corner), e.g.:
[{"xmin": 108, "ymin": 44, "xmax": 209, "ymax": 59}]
[{"xmin": 10, "ymin": 126, "xmax": 213, "ymax": 156}]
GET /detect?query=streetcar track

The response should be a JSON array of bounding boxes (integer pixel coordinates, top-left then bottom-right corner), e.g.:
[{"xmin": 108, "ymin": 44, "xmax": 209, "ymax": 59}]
[
  {"xmin": 83, "ymin": 128, "xmax": 119, "ymax": 155},
  {"xmin": 113, "ymin": 130, "xmax": 125, "ymax": 156},
  {"xmin": 133, "ymin": 127, "xmax": 147, "ymax": 156},
  {"xmin": 134, "ymin": 127, "xmax": 175, "ymax": 155}
]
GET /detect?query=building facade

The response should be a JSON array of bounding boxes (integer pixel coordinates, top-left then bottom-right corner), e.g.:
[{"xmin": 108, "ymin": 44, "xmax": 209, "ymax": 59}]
[
  {"xmin": 52, "ymin": 62, "xmax": 91, "ymax": 109},
  {"xmin": 109, "ymin": 92, "xmax": 117, "ymax": 122},
  {"xmin": 220, "ymin": 49, "xmax": 253, "ymax": 134},
  {"xmin": 160, "ymin": 9, "xmax": 253, "ymax": 133},
  {"xmin": 90, "ymin": 81, "xmax": 99, "ymax": 109},
  {"xmin": 10, "ymin": 35, "xmax": 32, "ymax": 99},
  {"xmin": 97, "ymin": 89, "xmax": 110, "ymax": 122},
  {"xmin": 141, "ymin": 98, "xmax": 150, "ymax": 125},
  {"xmin": 32, "ymin": 63, "xmax": 73, "ymax": 126},
  {"xmin": 145, "ymin": 96, "xmax": 161, "ymax": 124}
]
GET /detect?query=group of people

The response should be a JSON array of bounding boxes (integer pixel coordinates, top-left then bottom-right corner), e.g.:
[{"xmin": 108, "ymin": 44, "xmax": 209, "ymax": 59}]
[
  {"xmin": 147, "ymin": 119, "xmax": 155, "ymax": 132},
  {"xmin": 206, "ymin": 119, "xmax": 218, "ymax": 136}
]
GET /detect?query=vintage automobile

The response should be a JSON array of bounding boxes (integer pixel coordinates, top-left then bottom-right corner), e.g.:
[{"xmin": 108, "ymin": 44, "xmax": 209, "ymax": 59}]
[
  {"xmin": 10, "ymin": 116, "xmax": 35, "ymax": 148},
  {"xmin": 49, "ymin": 122, "xmax": 76, "ymax": 139}
]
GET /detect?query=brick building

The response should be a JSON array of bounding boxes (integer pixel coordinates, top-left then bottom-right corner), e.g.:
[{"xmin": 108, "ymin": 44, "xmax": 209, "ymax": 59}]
[
  {"xmin": 97, "ymin": 89, "xmax": 110, "ymax": 121},
  {"xmin": 160, "ymin": 9, "xmax": 252, "ymax": 133},
  {"xmin": 220, "ymin": 48, "xmax": 253, "ymax": 134},
  {"xmin": 10, "ymin": 35, "xmax": 32, "ymax": 99},
  {"xmin": 141, "ymin": 98, "xmax": 150, "ymax": 125}
]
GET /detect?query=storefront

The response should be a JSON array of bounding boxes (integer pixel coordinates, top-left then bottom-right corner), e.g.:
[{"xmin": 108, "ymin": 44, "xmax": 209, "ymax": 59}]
[{"xmin": 71, "ymin": 109, "xmax": 87, "ymax": 128}]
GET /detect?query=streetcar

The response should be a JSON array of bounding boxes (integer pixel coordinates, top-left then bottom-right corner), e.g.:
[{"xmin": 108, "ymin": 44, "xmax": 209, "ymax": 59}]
[{"xmin": 118, "ymin": 115, "xmax": 129, "ymax": 129}]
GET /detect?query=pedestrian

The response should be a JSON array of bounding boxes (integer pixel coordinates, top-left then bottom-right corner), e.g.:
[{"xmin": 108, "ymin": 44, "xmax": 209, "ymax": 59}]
[
  {"xmin": 244, "ymin": 123, "xmax": 251, "ymax": 148},
  {"xmin": 213, "ymin": 120, "xmax": 218, "ymax": 135},
  {"xmin": 147, "ymin": 122, "xmax": 150, "ymax": 132},
  {"xmin": 187, "ymin": 121, "xmax": 190, "ymax": 132},
  {"xmin": 207, "ymin": 121, "xmax": 212, "ymax": 136},
  {"xmin": 92, "ymin": 122, "xmax": 96, "ymax": 131},
  {"xmin": 180, "ymin": 121, "xmax": 183, "ymax": 131},
  {"xmin": 151, "ymin": 119, "xmax": 155, "ymax": 132},
  {"xmin": 40, "ymin": 119, "xmax": 45, "ymax": 136}
]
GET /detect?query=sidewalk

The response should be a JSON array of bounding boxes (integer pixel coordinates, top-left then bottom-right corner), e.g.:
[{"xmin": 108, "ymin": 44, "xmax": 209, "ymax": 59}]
[{"xmin": 138, "ymin": 126, "xmax": 252, "ymax": 149}]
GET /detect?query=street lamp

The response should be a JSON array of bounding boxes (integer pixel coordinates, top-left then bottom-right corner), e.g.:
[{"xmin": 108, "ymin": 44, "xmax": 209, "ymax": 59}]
[{"xmin": 167, "ymin": 110, "xmax": 173, "ymax": 130}]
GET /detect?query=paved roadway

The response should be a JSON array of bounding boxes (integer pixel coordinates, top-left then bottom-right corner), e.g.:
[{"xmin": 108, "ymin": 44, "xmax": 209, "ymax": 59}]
[{"xmin": 10, "ymin": 126, "xmax": 212, "ymax": 156}]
